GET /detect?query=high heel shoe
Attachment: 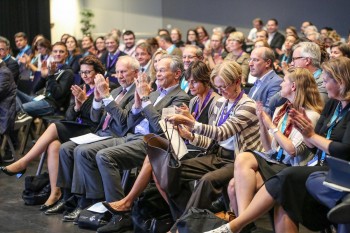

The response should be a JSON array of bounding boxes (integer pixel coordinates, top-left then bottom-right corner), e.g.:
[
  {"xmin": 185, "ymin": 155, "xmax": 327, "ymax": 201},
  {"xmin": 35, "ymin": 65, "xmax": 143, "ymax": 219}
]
[
  {"xmin": 101, "ymin": 201, "xmax": 131, "ymax": 215},
  {"xmin": 0, "ymin": 166, "xmax": 26, "ymax": 178}
]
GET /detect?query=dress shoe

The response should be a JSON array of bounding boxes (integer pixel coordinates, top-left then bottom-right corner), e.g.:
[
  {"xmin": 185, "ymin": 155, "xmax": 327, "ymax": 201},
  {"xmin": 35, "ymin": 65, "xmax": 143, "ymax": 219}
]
[
  {"xmin": 63, "ymin": 207, "xmax": 82, "ymax": 222},
  {"xmin": 40, "ymin": 198, "xmax": 61, "ymax": 211},
  {"xmin": 208, "ymin": 196, "xmax": 227, "ymax": 213},
  {"xmin": 45, "ymin": 200, "xmax": 66, "ymax": 215},
  {"xmin": 97, "ymin": 214, "xmax": 133, "ymax": 233},
  {"xmin": 0, "ymin": 166, "xmax": 26, "ymax": 178},
  {"xmin": 327, "ymin": 194, "xmax": 350, "ymax": 224},
  {"xmin": 101, "ymin": 201, "xmax": 131, "ymax": 215}
]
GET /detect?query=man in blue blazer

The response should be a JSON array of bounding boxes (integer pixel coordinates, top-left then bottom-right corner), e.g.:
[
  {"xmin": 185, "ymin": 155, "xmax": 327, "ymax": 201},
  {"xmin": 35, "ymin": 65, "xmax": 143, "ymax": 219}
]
[{"xmin": 248, "ymin": 47, "xmax": 283, "ymax": 116}]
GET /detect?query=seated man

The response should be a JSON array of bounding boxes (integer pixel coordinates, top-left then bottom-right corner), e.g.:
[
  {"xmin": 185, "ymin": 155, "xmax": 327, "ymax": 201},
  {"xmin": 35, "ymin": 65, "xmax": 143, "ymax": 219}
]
[
  {"xmin": 48, "ymin": 56, "xmax": 138, "ymax": 216},
  {"xmin": 66, "ymin": 55, "xmax": 189, "ymax": 229},
  {"xmin": 0, "ymin": 59, "xmax": 16, "ymax": 162},
  {"xmin": 16, "ymin": 42, "xmax": 74, "ymax": 117}
]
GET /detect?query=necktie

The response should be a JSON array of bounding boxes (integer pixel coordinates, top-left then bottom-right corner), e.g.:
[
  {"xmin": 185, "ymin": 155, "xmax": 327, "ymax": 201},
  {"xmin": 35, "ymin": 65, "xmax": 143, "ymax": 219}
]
[
  {"xmin": 141, "ymin": 67, "xmax": 145, "ymax": 72},
  {"xmin": 102, "ymin": 89, "xmax": 127, "ymax": 130}
]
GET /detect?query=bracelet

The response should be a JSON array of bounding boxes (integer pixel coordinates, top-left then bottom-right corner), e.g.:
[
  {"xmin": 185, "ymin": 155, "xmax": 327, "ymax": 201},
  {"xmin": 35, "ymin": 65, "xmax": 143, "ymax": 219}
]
[{"xmin": 268, "ymin": 128, "xmax": 278, "ymax": 135}]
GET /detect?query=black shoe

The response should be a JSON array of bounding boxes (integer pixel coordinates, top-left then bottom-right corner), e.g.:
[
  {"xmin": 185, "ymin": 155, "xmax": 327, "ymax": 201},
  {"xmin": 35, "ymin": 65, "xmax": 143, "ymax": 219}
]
[
  {"xmin": 208, "ymin": 196, "xmax": 227, "ymax": 213},
  {"xmin": 40, "ymin": 198, "xmax": 61, "ymax": 211},
  {"xmin": 45, "ymin": 200, "xmax": 66, "ymax": 215},
  {"xmin": 97, "ymin": 214, "xmax": 133, "ymax": 233},
  {"xmin": 16, "ymin": 112, "xmax": 30, "ymax": 121},
  {"xmin": 0, "ymin": 166, "xmax": 26, "ymax": 178},
  {"xmin": 101, "ymin": 201, "xmax": 131, "ymax": 215},
  {"xmin": 63, "ymin": 207, "xmax": 82, "ymax": 222},
  {"xmin": 327, "ymin": 194, "xmax": 350, "ymax": 224}
]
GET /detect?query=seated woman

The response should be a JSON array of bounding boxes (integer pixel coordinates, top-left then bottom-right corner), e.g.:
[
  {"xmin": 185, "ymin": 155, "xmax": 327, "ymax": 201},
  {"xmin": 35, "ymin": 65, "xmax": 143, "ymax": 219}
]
[
  {"xmin": 227, "ymin": 67, "xmax": 323, "ymax": 221},
  {"xmin": 102, "ymin": 60, "xmax": 219, "ymax": 213},
  {"xmin": 329, "ymin": 41, "xmax": 350, "ymax": 59},
  {"xmin": 157, "ymin": 60, "xmax": 261, "ymax": 219},
  {"xmin": 65, "ymin": 36, "xmax": 83, "ymax": 75},
  {"xmin": 275, "ymin": 35, "xmax": 298, "ymax": 75},
  {"xmin": 205, "ymin": 57, "xmax": 350, "ymax": 233},
  {"xmin": 0, "ymin": 55, "xmax": 105, "ymax": 210}
]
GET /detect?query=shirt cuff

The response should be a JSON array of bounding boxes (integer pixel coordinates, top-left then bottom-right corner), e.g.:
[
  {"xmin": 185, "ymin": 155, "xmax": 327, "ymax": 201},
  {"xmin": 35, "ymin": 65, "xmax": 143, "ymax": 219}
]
[
  {"xmin": 192, "ymin": 121, "xmax": 202, "ymax": 133},
  {"xmin": 102, "ymin": 95, "xmax": 114, "ymax": 106},
  {"xmin": 93, "ymin": 99, "xmax": 102, "ymax": 109},
  {"xmin": 190, "ymin": 133, "xmax": 199, "ymax": 145},
  {"xmin": 132, "ymin": 107, "xmax": 142, "ymax": 115},
  {"xmin": 141, "ymin": 101, "xmax": 152, "ymax": 109}
]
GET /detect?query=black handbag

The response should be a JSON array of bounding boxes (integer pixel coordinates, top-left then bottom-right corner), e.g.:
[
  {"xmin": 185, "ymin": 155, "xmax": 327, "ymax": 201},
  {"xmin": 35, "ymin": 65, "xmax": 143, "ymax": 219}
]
[
  {"xmin": 145, "ymin": 127, "xmax": 181, "ymax": 197},
  {"xmin": 77, "ymin": 206, "xmax": 112, "ymax": 230},
  {"xmin": 174, "ymin": 207, "xmax": 228, "ymax": 233},
  {"xmin": 22, "ymin": 172, "xmax": 51, "ymax": 205}
]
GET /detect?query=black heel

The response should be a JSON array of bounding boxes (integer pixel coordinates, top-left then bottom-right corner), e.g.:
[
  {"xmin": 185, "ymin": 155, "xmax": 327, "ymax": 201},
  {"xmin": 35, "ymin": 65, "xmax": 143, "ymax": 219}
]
[
  {"xmin": 0, "ymin": 166, "xmax": 26, "ymax": 178},
  {"xmin": 101, "ymin": 201, "xmax": 131, "ymax": 215}
]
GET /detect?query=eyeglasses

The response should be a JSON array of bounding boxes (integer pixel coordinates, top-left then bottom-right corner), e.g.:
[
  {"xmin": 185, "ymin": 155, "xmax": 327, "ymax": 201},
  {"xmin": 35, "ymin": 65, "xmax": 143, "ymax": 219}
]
[
  {"xmin": 292, "ymin": 56, "xmax": 307, "ymax": 62},
  {"xmin": 79, "ymin": 70, "xmax": 94, "ymax": 75},
  {"xmin": 214, "ymin": 83, "xmax": 232, "ymax": 91},
  {"xmin": 248, "ymin": 58, "xmax": 261, "ymax": 63},
  {"xmin": 182, "ymin": 55, "xmax": 197, "ymax": 59},
  {"xmin": 0, "ymin": 48, "xmax": 7, "ymax": 52}
]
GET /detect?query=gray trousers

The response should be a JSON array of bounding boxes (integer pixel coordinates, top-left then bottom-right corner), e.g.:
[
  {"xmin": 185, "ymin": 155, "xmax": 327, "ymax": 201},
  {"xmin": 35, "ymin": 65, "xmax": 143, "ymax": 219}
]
[{"xmin": 166, "ymin": 153, "xmax": 234, "ymax": 219}]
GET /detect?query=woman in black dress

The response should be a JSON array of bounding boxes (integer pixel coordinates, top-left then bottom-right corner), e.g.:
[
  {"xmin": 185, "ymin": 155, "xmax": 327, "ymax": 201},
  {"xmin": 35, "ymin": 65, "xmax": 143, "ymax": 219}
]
[
  {"xmin": 205, "ymin": 57, "xmax": 350, "ymax": 233},
  {"xmin": 1, "ymin": 55, "xmax": 105, "ymax": 210}
]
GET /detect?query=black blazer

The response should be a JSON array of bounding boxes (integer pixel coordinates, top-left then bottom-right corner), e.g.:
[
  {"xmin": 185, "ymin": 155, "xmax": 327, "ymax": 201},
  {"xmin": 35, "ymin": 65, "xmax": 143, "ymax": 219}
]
[{"xmin": 270, "ymin": 31, "xmax": 285, "ymax": 55}]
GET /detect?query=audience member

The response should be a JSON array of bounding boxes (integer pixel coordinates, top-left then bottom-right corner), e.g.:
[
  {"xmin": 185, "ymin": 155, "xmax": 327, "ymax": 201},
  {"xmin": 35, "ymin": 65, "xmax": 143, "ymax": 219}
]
[
  {"xmin": 149, "ymin": 49, "xmax": 167, "ymax": 88},
  {"xmin": 275, "ymin": 35, "xmax": 298, "ymax": 74},
  {"xmin": 1, "ymin": 55, "xmax": 103, "ymax": 210},
  {"xmin": 170, "ymin": 28, "xmax": 185, "ymax": 48},
  {"xmin": 300, "ymin": 21, "xmax": 313, "ymax": 37},
  {"xmin": 185, "ymin": 29, "xmax": 204, "ymax": 49},
  {"xmin": 0, "ymin": 36, "xmax": 19, "ymax": 83},
  {"xmin": 145, "ymin": 37, "xmax": 159, "ymax": 55},
  {"xmin": 94, "ymin": 36, "xmax": 106, "ymax": 59},
  {"xmin": 256, "ymin": 30, "xmax": 268, "ymax": 41},
  {"xmin": 24, "ymin": 38, "xmax": 52, "ymax": 73},
  {"xmin": 247, "ymin": 18, "xmax": 264, "ymax": 42},
  {"xmin": 266, "ymin": 19, "xmax": 285, "ymax": 57},
  {"xmin": 330, "ymin": 42, "xmax": 350, "ymax": 59},
  {"xmin": 204, "ymin": 33, "xmax": 225, "ymax": 69},
  {"xmin": 158, "ymin": 28, "xmax": 170, "ymax": 36},
  {"xmin": 135, "ymin": 42, "xmax": 152, "ymax": 76},
  {"xmin": 196, "ymin": 26, "xmax": 210, "ymax": 46},
  {"xmin": 180, "ymin": 45, "xmax": 203, "ymax": 94},
  {"xmin": 121, "ymin": 30, "xmax": 136, "ymax": 57},
  {"xmin": 16, "ymin": 42, "xmax": 74, "ymax": 117},
  {"xmin": 14, "ymin": 32, "xmax": 32, "ymax": 81},
  {"xmin": 60, "ymin": 33, "xmax": 70, "ymax": 43},
  {"xmin": 65, "ymin": 36, "xmax": 82, "ymax": 75},
  {"xmin": 81, "ymin": 35, "xmax": 95, "ymax": 57},
  {"xmin": 158, "ymin": 34, "xmax": 182, "ymax": 57}
]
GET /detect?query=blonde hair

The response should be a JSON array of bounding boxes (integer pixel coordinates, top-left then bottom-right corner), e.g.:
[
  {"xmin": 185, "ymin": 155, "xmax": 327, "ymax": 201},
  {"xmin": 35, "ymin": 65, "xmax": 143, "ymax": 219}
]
[
  {"xmin": 228, "ymin": 31, "xmax": 245, "ymax": 44},
  {"xmin": 210, "ymin": 60, "xmax": 242, "ymax": 85},
  {"xmin": 322, "ymin": 57, "xmax": 350, "ymax": 101},
  {"xmin": 149, "ymin": 49, "xmax": 167, "ymax": 83},
  {"xmin": 287, "ymin": 67, "xmax": 323, "ymax": 113}
]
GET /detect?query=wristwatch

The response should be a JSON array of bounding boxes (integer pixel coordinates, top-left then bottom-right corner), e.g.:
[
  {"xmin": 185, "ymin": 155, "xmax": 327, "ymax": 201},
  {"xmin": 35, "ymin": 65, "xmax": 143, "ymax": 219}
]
[
  {"xmin": 268, "ymin": 128, "xmax": 278, "ymax": 135},
  {"xmin": 141, "ymin": 96, "xmax": 150, "ymax": 102}
]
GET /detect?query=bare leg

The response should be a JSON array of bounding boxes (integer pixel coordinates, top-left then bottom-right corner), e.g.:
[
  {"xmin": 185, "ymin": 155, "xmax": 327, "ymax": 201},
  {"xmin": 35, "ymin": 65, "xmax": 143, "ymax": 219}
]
[
  {"xmin": 228, "ymin": 186, "xmax": 275, "ymax": 232},
  {"xmin": 274, "ymin": 205, "xmax": 299, "ymax": 233},
  {"xmin": 6, "ymin": 124, "xmax": 59, "ymax": 172},
  {"xmin": 44, "ymin": 140, "xmax": 62, "ymax": 206},
  {"xmin": 234, "ymin": 152, "xmax": 264, "ymax": 215},
  {"xmin": 153, "ymin": 172, "xmax": 169, "ymax": 204},
  {"xmin": 227, "ymin": 178, "xmax": 238, "ymax": 215},
  {"xmin": 108, "ymin": 155, "xmax": 153, "ymax": 211}
]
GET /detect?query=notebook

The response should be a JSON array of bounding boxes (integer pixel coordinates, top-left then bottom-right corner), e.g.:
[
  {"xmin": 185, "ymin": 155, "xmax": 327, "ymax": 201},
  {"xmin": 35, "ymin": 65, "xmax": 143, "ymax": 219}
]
[{"xmin": 323, "ymin": 156, "xmax": 350, "ymax": 192}]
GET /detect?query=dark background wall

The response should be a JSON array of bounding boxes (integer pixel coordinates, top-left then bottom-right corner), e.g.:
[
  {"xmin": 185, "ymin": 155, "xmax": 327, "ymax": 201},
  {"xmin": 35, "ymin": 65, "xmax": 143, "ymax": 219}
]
[
  {"xmin": 0, "ymin": 0, "xmax": 51, "ymax": 55},
  {"xmin": 162, "ymin": 0, "xmax": 350, "ymax": 37}
]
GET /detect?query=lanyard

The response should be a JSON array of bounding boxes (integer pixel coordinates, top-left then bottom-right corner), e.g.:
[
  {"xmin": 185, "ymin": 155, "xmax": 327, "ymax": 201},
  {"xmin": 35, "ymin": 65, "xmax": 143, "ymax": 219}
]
[
  {"xmin": 107, "ymin": 51, "xmax": 120, "ymax": 69},
  {"xmin": 218, "ymin": 91, "xmax": 244, "ymax": 126},
  {"xmin": 276, "ymin": 113, "xmax": 288, "ymax": 161},
  {"xmin": 3, "ymin": 54, "xmax": 11, "ymax": 62},
  {"xmin": 319, "ymin": 103, "xmax": 349, "ymax": 164},
  {"xmin": 86, "ymin": 87, "xmax": 94, "ymax": 97},
  {"xmin": 16, "ymin": 45, "xmax": 30, "ymax": 60},
  {"xmin": 193, "ymin": 90, "xmax": 213, "ymax": 120}
]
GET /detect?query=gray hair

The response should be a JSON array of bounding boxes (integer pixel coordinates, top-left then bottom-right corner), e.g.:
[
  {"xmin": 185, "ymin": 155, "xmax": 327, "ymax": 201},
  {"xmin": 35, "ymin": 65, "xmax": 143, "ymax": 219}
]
[
  {"xmin": 160, "ymin": 54, "xmax": 184, "ymax": 74},
  {"xmin": 183, "ymin": 44, "xmax": 203, "ymax": 58},
  {"xmin": 294, "ymin": 42, "xmax": 321, "ymax": 67},
  {"xmin": 0, "ymin": 36, "xmax": 10, "ymax": 49},
  {"xmin": 117, "ymin": 55, "xmax": 140, "ymax": 70}
]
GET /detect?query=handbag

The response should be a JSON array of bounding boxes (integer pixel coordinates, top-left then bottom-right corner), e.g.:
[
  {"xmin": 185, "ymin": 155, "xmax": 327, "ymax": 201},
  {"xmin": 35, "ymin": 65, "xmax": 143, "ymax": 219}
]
[
  {"xmin": 145, "ymin": 125, "xmax": 181, "ymax": 197},
  {"xmin": 174, "ymin": 207, "xmax": 227, "ymax": 233},
  {"xmin": 22, "ymin": 172, "xmax": 51, "ymax": 205}
]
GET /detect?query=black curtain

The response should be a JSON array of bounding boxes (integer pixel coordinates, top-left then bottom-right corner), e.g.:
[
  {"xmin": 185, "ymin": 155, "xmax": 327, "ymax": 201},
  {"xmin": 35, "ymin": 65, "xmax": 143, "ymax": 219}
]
[{"xmin": 0, "ymin": 0, "xmax": 51, "ymax": 56}]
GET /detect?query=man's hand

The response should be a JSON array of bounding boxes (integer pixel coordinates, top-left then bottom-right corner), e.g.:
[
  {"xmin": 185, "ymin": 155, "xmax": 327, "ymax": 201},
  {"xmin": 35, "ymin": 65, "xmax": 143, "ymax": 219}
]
[
  {"xmin": 94, "ymin": 74, "xmax": 110, "ymax": 101},
  {"xmin": 136, "ymin": 74, "xmax": 151, "ymax": 99}
]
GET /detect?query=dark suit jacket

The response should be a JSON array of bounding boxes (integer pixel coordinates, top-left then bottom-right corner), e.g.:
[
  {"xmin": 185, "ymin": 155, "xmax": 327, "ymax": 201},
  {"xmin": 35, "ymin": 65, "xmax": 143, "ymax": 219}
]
[
  {"xmin": 0, "ymin": 62, "xmax": 16, "ymax": 134},
  {"xmin": 248, "ymin": 70, "xmax": 282, "ymax": 116},
  {"xmin": 99, "ymin": 50, "xmax": 127, "ymax": 83},
  {"xmin": 4, "ymin": 56, "xmax": 19, "ymax": 84},
  {"xmin": 93, "ymin": 83, "xmax": 136, "ymax": 137},
  {"xmin": 127, "ymin": 85, "xmax": 190, "ymax": 135},
  {"xmin": 270, "ymin": 31, "xmax": 285, "ymax": 56},
  {"xmin": 66, "ymin": 54, "xmax": 83, "ymax": 74}
]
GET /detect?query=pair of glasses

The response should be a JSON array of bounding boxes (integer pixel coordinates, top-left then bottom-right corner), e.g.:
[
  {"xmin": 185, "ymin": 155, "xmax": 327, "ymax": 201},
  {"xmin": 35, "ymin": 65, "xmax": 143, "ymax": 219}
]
[
  {"xmin": 214, "ymin": 83, "xmax": 232, "ymax": 91},
  {"xmin": 79, "ymin": 70, "xmax": 94, "ymax": 75},
  {"xmin": 292, "ymin": 57, "xmax": 307, "ymax": 62}
]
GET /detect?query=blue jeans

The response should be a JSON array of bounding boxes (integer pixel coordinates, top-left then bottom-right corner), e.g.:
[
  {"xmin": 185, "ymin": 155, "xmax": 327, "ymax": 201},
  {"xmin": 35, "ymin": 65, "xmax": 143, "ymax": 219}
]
[{"xmin": 17, "ymin": 90, "xmax": 55, "ymax": 117}]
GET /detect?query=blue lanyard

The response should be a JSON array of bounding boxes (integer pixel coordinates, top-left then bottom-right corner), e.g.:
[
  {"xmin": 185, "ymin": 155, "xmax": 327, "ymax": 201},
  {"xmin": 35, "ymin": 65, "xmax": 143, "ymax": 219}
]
[
  {"xmin": 180, "ymin": 78, "xmax": 188, "ymax": 91},
  {"xmin": 276, "ymin": 113, "xmax": 288, "ymax": 161},
  {"xmin": 313, "ymin": 69, "xmax": 322, "ymax": 78},
  {"xmin": 16, "ymin": 45, "xmax": 30, "ymax": 60},
  {"xmin": 320, "ymin": 103, "xmax": 348, "ymax": 163}
]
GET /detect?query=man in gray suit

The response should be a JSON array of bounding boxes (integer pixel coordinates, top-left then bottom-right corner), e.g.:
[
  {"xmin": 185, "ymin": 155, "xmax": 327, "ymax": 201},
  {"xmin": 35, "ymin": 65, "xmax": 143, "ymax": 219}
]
[
  {"xmin": 49, "ymin": 56, "xmax": 138, "ymax": 218},
  {"xmin": 269, "ymin": 42, "xmax": 328, "ymax": 114},
  {"xmin": 248, "ymin": 47, "xmax": 282, "ymax": 115}
]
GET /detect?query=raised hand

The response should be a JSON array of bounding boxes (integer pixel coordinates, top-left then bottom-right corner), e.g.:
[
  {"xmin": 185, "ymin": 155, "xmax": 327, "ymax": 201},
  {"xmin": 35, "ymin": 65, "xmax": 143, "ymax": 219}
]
[
  {"xmin": 136, "ymin": 73, "xmax": 151, "ymax": 99},
  {"xmin": 175, "ymin": 103, "xmax": 195, "ymax": 120},
  {"xmin": 166, "ymin": 114, "xmax": 195, "ymax": 128},
  {"xmin": 289, "ymin": 108, "xmax": 315, "ymax": 138},
  {"xmin": 94, "ymin": 74, "xmax": 110, "ymax": 101}
]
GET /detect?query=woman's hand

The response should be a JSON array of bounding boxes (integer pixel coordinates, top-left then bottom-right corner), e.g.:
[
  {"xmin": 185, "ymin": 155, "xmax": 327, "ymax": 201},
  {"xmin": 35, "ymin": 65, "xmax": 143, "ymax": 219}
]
[
  {"xmin": 178, "ymin": 124, "xmax": 193, "ymax": 141},
  {"xmin": 166, "ymin": 114, "xmax": 195, "ymax": 128},
  {"xmin": 175, "ymin": 103, "xmax": 195, "ymax": 121},
  {"xmin": 256, "ymin": 102, "xmax": 274, "ymax": 129},
  {"xmin": 71, "ymin": 84, "xmax": 87, "ymax": 110},
  {"xmin": 289, "ymin": 108, "xmax": 315, "ymax": 138}
]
